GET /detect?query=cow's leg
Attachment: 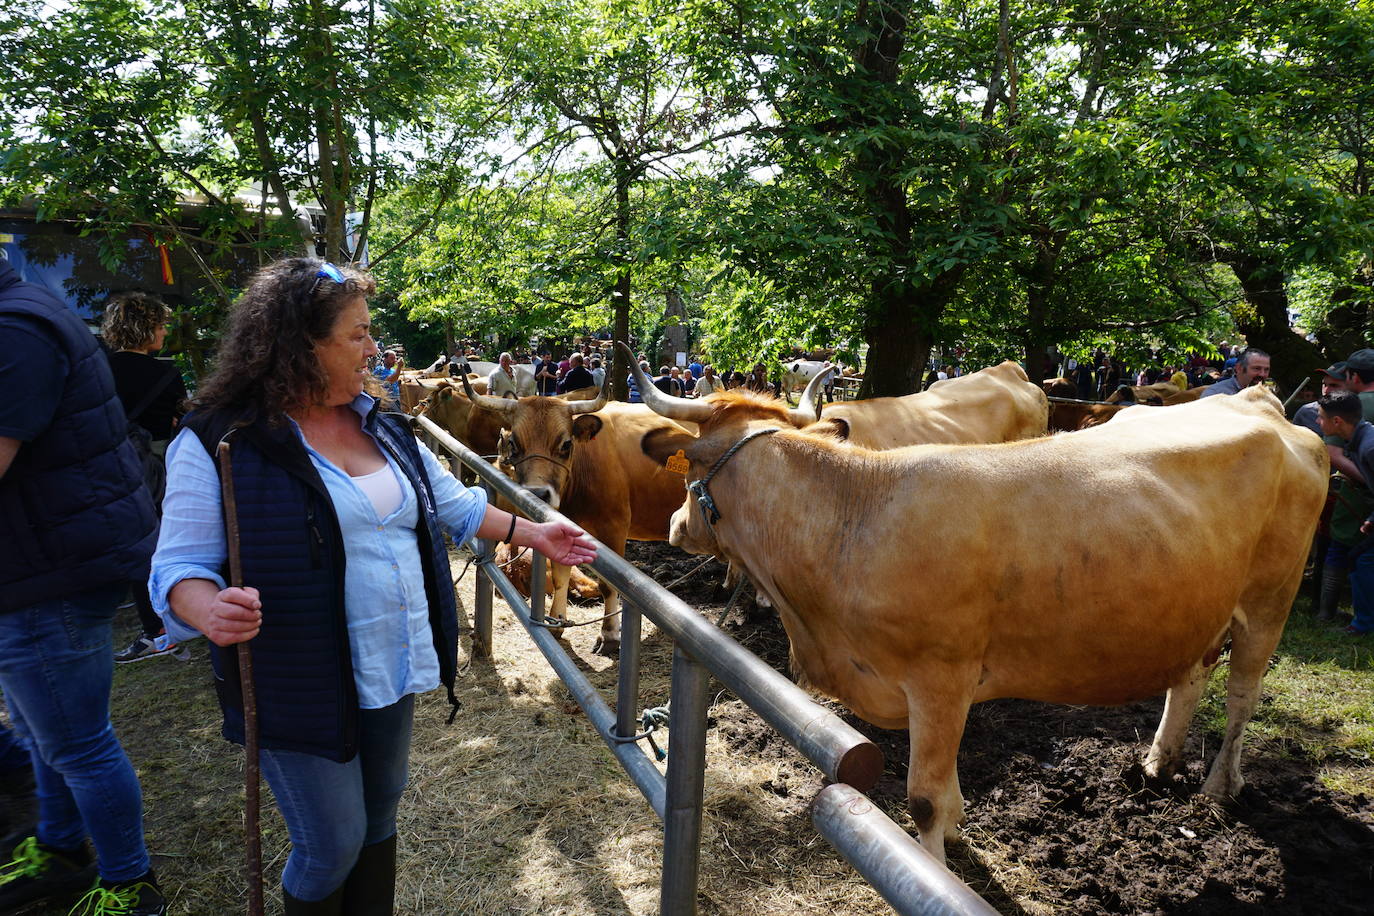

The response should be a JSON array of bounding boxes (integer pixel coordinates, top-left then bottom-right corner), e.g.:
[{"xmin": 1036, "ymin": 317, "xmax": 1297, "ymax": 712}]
[
  {"xmin": 548, "ymin": 562, "xmax": 572, "ymax": 640},
  {"xmin": 592, "ymin": 587, "xmax": 620, "ymax": 657},
  {"xmin": 902, "ymin": 669, "xmax": 977, "ymax": 864},
  {"xmin": 591, "ymin": 537, "xmax": 625, "ymax": 656},
  {"xmin": 1202, "ymin": 587, "xmax": 1295, "ymax": 798},
  {"xmin": 1143, "ymin": 658, "xmax": 1214, "ymax": 782}
]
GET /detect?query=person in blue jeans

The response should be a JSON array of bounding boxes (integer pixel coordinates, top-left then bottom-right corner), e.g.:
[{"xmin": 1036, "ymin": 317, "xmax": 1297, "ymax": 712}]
[
  {"xmin": 0, "ymin": 255, "xmax": 164, "ymax": 915},
  {"xmin": 151, "ymin": 259, "xmax": 596, "ymax": 915},
  {"xmin": 1318, "ymin": 389, "xmax": 1374, "ymax": 635}
]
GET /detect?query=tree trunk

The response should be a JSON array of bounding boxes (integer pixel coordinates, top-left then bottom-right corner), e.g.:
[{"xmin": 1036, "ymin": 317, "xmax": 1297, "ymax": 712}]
[
  {"xmin": 1226, "ymin": 254, "xmax": 1325, "ymax": 390},
  {"xmin": 611, "ymin": 158, "xmax": 632, "ymax": 401},
  {"xmin": 858, "ymin": 280, "xmax": 936, "ymax": 398}
]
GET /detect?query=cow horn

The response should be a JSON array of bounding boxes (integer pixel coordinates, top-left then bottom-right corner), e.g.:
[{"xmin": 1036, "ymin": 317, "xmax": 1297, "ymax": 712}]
[
  {"xmin": 789, "ymin": 365, "xmax": 836, "ymax": 426},
  {"xmin": 564, "ymin": 372, "xmax": 610, "ymax": 416},
  {"xmin": 458, "ymin": 371, "xmax": 516, "ymax": 419},
  {"xmin": 617, "ymin": 342, "xmax": 715, "ymax": 423}
]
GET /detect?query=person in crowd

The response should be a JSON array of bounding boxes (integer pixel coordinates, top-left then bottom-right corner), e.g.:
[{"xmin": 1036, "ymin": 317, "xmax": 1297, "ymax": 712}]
[
  {"xmin": 533, "ymin": 350, "xmax": 558, "ymax": 396},
  {"xmin": 557, "ymin": 353, "xmax": 595, "ymax": 393},
  {"xmin": 1200, "ymin": 348, "xmax": 1270, "ymax": 397},
  {"xmin": 693, "ymin": 365, "xmax": 725, "ymax": 398},
  {"xmin": 372, "ymin": 350, "xmax": 402, "ymax": 404},
  {"xmin": 1318, "ymin": 389, "xmax": 1374, "ymax": 635},
  {"xmin": 688, "ymin": 356, "xmax": 703, "ymax": 379},
  {"xmin": 745, "ymin": 362, "xmax": 774, "ymax": 396},
  {"xmin": 726, "ymin": 370, "xmax": 747, "ymax": 390},
  {"xmin": 101, "ymin": 292, "xmax": 192, "ymax": 665},
  {"xmin": 589, "ymin": 357, "xmax": 605, "ymax": 390},
  {"xmin": 626, "ymin": 361, "xmax": 651, "ymax": 403},
  {"xmin": 1293, "ymin": 363, "xmax": 1347, "ymax": 436},
  {"xmin": 487, "ymin": 352, "xmax": 519, "ymax": 399},
  {"xmin": 0, "ymin": 254, "xmax": 165, "ymax": 914},
  {"xmin": 653, "ymin": 365, "xmax": 684, "ymax": 397},
  {"xmin": 680, "ymin": 367, "xmax": 695, "ymax": 393},
  {"xmin": 149, "ymin": 259, "xmax": 596, "ymax": 914}
]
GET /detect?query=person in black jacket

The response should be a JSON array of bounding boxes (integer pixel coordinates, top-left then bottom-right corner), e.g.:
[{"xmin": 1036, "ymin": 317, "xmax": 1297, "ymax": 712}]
[
  {"xmin": 556, "ymin": 352, "xmax": 596, "ymax": 393},
  {"xmin": 101, "ymin": 292, "xmax": 191, "ymax": 664},
  {"xmin": 0, "ymin": 257, "xmax": 165, "ymax": 914},
  {"xmin": 150, "ymin": 258, "xmax": 595, "ymax": 915}
]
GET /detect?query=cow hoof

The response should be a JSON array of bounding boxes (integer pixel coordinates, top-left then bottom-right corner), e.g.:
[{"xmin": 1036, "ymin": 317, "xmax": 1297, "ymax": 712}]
[{"xmin": 592, "ymin": 637, "xmax": 620, "ymax": 657}]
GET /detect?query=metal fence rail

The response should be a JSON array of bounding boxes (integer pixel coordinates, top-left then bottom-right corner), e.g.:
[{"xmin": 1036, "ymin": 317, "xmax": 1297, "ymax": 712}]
[{"xmin": 414, "ymin": 414, "xmax": 996, "ymax": 916}]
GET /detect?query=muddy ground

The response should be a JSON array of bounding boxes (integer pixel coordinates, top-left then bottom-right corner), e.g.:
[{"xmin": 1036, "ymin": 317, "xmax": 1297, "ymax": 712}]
[{"xmin": 625, "ymin": 541, "xmax": 1374, "ymax": 915}]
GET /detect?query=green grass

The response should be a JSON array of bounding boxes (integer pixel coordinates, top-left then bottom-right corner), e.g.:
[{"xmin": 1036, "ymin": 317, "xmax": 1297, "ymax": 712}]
[{"xmin": 1196, "ymin": 593, "xmax": 1374, "ymax": 796}]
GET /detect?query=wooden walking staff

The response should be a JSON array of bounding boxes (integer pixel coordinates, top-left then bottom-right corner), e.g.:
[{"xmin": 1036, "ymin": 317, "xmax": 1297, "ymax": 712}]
[{"xmin": 216, "ymin": 439, "xmax": 265, "ymax": 916}]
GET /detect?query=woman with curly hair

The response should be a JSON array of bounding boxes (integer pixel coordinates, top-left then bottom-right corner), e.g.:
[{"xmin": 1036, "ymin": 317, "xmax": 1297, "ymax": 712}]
[
  {"xmin": 101, "ymin": 292, "xmax": 190, "ymax": 665},
  {"xmin": 149, "ymin": 259, "xmax": 596, "ymax": 915}
]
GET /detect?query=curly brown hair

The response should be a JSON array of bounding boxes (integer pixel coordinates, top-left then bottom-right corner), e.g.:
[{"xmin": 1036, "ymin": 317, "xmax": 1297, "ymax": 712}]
[
  {"xmin": 100, "ymin": 292, "xmax": 170, "ymax": 351},
  {"xmin": 193, "ymin": 258, "xmax": 378, "ymax": 419}
]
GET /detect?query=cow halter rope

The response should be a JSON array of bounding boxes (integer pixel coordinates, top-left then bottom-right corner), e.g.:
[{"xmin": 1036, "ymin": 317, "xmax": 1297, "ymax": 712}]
[
  {"xmin": 687, "ymin": 427, "xmax": 782, "ymax": 528},
  {"xmin": 216, "ymin": 436, "xmax": 265, "ymax": 916}
]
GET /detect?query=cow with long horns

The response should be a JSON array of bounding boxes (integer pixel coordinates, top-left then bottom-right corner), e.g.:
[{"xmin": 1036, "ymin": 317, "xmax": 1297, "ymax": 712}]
[
  {"xmin": 452, "ymin": 370, "xmax": 839, "ymax": 654},
  {"xmin": 623, "ymin": 344, "xmax": 1327, "ymax": 863}
]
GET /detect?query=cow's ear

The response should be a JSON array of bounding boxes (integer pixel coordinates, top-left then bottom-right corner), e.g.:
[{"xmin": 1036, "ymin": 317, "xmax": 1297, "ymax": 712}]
[
  {"xmin": 572, "ymin": 415, "xmax": 603, "ymax": 441},
  {"xmin": 641, "ymin": 426, "xmax": 696, "ymax": 465}
]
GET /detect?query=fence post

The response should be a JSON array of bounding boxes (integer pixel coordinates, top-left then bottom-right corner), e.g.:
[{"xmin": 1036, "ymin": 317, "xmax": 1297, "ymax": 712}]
[
  {"xmin": 471, "ymin": 482, "xmax": 494, "ymax": 658},
  {"xmin": 616, "ymin": 596, "xmax": 643, "ymax": 740},
  {"xmin": 660, "ymin": 646, "xmax": 709, "ymax": 916},
  {"xmin": 531, "ymin": 551, "xmax": 546, "ymax": 625}
]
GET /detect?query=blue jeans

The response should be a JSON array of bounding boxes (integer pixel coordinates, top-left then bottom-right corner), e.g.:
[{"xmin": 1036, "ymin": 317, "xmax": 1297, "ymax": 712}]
[
  {"xmin": 261, "ymin": 695, "xmax": 413, "ymax": 901},
  {"xmin": 1349, "ymin": 546, "xmax": 1374, "ymax": 633},
  {"xmin": 0, "ymin": 584, "xmax": 150, "ymax": 881}
]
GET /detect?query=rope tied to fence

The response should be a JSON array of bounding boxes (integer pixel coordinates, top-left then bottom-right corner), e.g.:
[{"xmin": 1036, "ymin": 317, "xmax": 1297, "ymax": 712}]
[{"xmin": 609, "ymin": 703, "xmax": 672, "ymax": 761}]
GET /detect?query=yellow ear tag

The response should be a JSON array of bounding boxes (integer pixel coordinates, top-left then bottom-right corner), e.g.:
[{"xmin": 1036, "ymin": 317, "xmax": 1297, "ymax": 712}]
[{"xmin": 665, "ymin": 450, "xmax": 689, "ymax": 476}]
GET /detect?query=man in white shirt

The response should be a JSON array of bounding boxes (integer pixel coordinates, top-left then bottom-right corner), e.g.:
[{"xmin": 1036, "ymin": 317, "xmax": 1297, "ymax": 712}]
[
  {"xmin": 487, "ymin": 352, "xmax": 519, "ymax": 399},
  {"xmin": 693, "ymin": 365, "xmax": 725, "ymax": 397}
]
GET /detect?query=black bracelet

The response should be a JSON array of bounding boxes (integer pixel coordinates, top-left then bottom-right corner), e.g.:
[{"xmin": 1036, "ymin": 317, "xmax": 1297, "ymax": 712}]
[{"xmin": 503, "ymin": 514, "xmax": 518, "ymax": 544}]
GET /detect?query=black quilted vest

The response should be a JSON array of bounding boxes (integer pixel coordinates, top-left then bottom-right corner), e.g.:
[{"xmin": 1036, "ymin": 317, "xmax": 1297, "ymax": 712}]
[
  {"xmin": 0, "ymin": 260, "xmax": 157, "ymax": 612},
  {"xmin": 185, "ymin": 403, "xmax": 461, "ymax": 761}
]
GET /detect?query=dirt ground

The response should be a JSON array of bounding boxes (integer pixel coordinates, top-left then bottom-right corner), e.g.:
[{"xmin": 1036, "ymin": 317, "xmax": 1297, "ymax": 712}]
[{"xmin": 628, "ymin": 541, "xmax": 1374, "ymax": 915}]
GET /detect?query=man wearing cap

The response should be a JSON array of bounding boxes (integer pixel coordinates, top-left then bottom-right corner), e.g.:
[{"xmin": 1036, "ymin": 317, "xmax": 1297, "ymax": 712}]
[
  {"xmin": 1200, "ymin": 347, "xmax": 1271, "ymax": 397},
  {"xmin": 1313, "ymin": 350, "xmax": 1374, "ymax": 626},
  {"xmin": 1293, "ymin": 362, "xmax": 1347, "ymax": 435}
]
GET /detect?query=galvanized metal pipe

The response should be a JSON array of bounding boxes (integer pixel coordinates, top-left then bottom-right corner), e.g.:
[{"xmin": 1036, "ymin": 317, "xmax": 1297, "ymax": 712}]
[
  {"xmin": 415, "ymin": 416, "xmax": 882, "ymax": 790},
  {"xmin": 482, "ymin": 558, "xmax": 667, "ymax": 819},
  {"xmin": 615, "ymin": 597, "xmax": 642, "ymax": 740},
  {"xmin": 660, "ymin": 646, "xmax": 710, "ymax": 916},
  {"xmin": 812, "ymin": 784, "xmax": 999, "ymax": 916},
  {"xmin": 531, "ymin": 551, "xmax": 546, "ymax": 624},
  {"xmin": 471, "ymin": 481, "xmax": 494, "ymax": 657}
]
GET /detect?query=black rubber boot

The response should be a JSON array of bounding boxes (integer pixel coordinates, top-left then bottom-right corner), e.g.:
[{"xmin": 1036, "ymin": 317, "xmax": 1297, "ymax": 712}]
[
  {"xmin": 283, "ymin": 883, "xmax": 346, "ymax": 915},
  {"xmin": 1317, "ymin": 565, "xmax": 1347, "ymax": 622},
  {"xmin": 341, "ymin": 835, "xmax": 397, "ymax": 916}
]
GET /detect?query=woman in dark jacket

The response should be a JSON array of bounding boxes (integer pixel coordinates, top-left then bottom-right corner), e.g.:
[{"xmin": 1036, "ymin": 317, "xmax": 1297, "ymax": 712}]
[
  {"xmin": 101, "ymin": 292, "xmax": 189, "ymax": 664},
  {"xmin": 150, "ymin": 259, "xmax": 595, "ymax": 915}
]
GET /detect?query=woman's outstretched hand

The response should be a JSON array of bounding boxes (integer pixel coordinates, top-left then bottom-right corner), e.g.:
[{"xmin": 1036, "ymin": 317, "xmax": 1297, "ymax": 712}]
[{"xmin": 533, "ymin": 520, "xmax": 598, "ymax": 566}]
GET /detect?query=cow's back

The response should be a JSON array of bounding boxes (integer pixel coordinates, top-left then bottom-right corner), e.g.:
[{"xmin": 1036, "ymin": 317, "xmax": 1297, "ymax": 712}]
[{"xmin": 820, "ymin": 360, "xmax": 1047, "ymax": 448}]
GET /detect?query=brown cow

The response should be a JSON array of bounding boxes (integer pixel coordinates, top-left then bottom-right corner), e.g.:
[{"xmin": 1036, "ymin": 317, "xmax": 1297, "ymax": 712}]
[
  {"xmin": 1164, "ymin": 386, "xmax": 1208, "ymax": 405},
  {"xmin": 631, "ymin": 374, "xmax": 1327, "ymax": 864},
  {"xmin": 455, "ymin": 373, "xmax": 825, "ymax": 653},
  {"xmin": 817, "ymin": 361, "xmax": 1047, "ymax": 448},
  {"xmin": 1105, "ymin": 382, "xmax": 1177, "ymax": 405},
  {"xmin": 1041, "ymin": 376, "xmax": 1078, "ymax": 398},
  {"xmin": 1048, "ymin": 400, "xmax": 1135, "ymax": 432}
]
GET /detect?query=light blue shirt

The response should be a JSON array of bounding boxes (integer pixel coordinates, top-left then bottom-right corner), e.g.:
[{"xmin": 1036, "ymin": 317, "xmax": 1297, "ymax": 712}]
[
  {"xmin": 373, "ymin": 362, "xmax": 400, "ymax": 401},
  {"xmin": 150, "ymin": 395, "xmax": 488, "ymax": 709}
]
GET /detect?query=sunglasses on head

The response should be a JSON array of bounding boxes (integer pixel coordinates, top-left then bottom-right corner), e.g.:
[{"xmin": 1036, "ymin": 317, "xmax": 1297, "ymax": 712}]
[{"xmin": 310, "ymin": 262, "xmax": 346, "ymax": 296}]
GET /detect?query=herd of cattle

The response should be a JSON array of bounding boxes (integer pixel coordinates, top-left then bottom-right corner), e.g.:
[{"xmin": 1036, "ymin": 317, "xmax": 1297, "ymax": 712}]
[{"xmin": 401, "ymin": 349, "xmax": 1327, "ymax": 864}]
